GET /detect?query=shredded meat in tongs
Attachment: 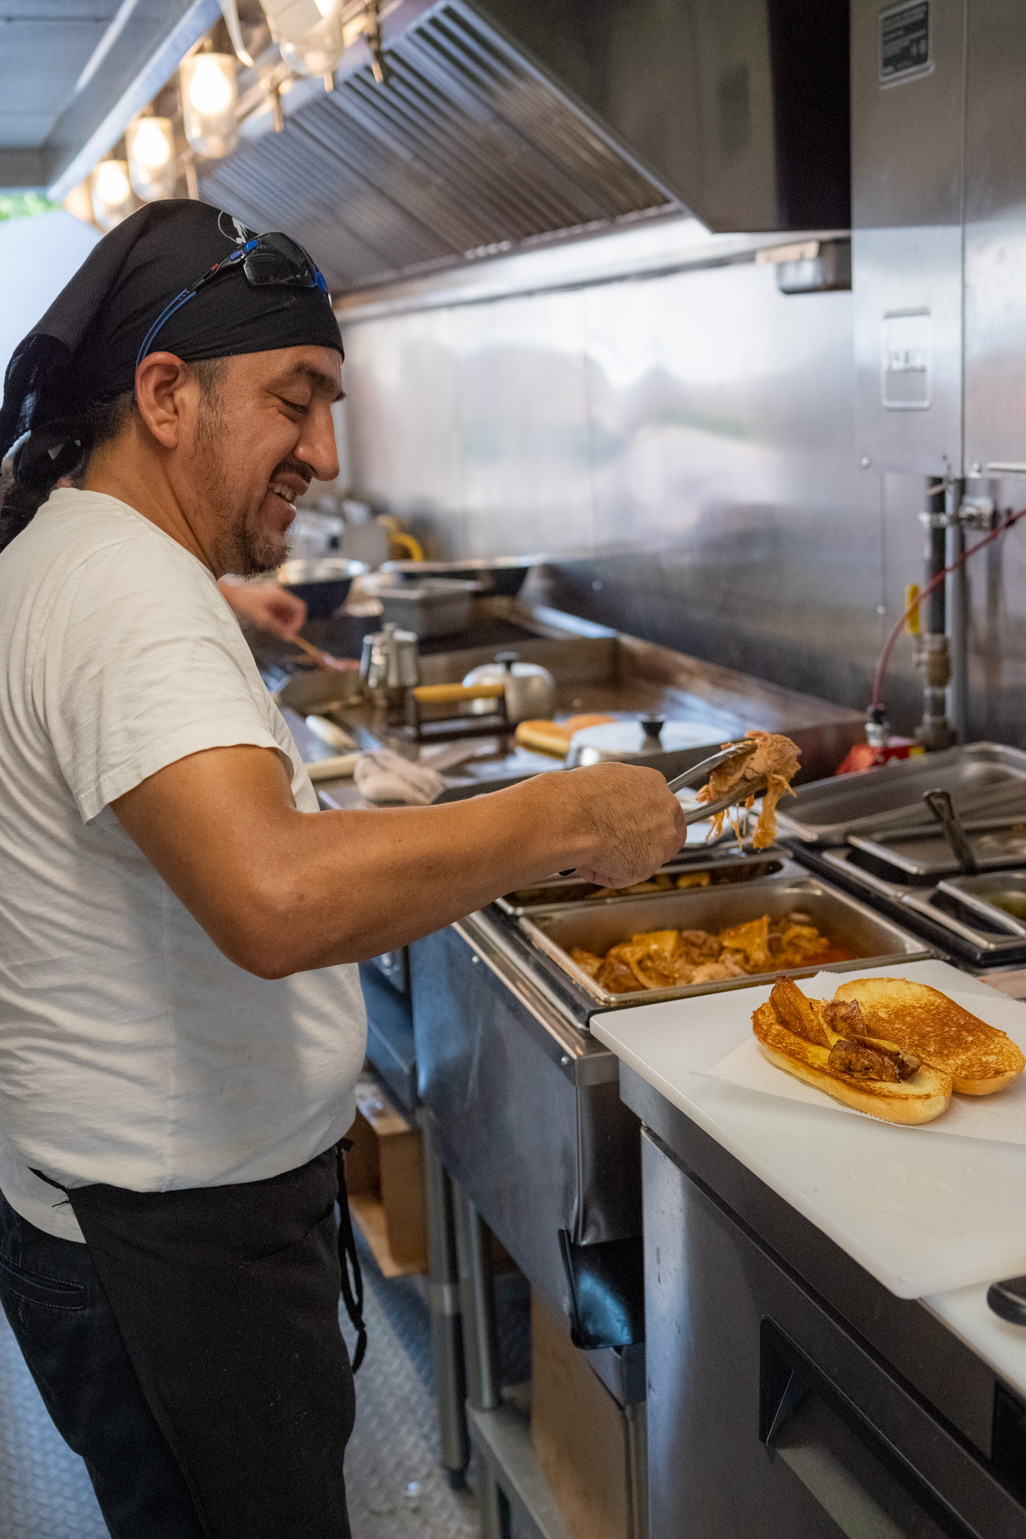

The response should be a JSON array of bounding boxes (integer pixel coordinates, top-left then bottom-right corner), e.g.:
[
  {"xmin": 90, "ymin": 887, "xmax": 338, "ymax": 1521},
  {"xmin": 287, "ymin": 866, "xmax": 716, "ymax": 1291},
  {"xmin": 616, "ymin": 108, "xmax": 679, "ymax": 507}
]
[{"xmin": 696, "ymin": 731, "xmax": 801, "ymax": 850}]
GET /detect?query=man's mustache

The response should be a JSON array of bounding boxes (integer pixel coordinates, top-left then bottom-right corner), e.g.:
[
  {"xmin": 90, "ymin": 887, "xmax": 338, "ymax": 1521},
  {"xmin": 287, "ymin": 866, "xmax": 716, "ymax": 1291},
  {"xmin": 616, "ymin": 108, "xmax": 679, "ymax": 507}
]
[{"xmin": 270, "ymin": 459, "xmax": 314, "ymax": 490}]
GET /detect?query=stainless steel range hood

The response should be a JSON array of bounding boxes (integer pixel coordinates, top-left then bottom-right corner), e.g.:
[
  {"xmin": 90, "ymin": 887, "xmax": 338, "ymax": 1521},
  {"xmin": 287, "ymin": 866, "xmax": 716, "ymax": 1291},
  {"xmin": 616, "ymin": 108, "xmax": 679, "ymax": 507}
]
[{"xmin": 200, "ymin": 0, "xmax": 851, "ymax": 292}]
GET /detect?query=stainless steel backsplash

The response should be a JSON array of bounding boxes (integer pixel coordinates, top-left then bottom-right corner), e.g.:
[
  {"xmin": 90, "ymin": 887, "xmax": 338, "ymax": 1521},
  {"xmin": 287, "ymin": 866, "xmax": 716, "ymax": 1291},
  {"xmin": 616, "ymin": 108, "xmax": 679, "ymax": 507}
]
[{"xmin": 338, "ymin": 222, "xmax": 1026, "ymax": 746}]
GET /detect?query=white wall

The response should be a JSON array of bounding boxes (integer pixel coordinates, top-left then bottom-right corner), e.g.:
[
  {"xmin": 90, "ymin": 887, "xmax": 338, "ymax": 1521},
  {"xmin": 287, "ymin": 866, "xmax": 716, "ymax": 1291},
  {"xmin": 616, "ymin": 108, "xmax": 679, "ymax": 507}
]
[{"xmin": 0, "ymin": 210, "xmax": 100, "ymax": 385}]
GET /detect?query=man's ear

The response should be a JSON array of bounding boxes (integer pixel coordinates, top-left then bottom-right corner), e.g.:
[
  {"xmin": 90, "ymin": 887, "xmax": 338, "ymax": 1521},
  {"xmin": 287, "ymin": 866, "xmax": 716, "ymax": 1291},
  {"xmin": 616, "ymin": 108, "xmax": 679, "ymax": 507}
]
[{"xmin": 133, "ymin": 353, "xmax": 194, "ymax": 451}]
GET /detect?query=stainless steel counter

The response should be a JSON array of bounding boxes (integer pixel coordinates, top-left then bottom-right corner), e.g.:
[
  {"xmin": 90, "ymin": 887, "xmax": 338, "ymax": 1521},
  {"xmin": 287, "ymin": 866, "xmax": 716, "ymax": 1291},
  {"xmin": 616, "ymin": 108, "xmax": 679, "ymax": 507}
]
[{"xmin": 263, "ymin": 600, "xmax": 866, "ymax": 805}]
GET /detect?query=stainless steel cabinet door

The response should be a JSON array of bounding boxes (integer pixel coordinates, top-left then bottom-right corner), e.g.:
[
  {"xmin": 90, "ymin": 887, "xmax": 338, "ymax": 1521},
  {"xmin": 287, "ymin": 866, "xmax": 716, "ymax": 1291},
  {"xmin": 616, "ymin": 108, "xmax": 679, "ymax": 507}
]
[{"xmin": 643, "ymin": 1129, "xmax": 1015, "ymax": 1538}]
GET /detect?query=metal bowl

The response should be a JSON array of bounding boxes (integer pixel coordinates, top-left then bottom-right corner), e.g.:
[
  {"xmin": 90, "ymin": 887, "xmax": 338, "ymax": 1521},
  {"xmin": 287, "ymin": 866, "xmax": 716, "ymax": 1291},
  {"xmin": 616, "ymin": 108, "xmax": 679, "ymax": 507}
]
[
  {"xmin": 381, "ymin": 555, "xmax": 544, "ymax": 597},
  {"xmin": 277, "ymin": 558, "xmax": 368, "ymax": 619}
]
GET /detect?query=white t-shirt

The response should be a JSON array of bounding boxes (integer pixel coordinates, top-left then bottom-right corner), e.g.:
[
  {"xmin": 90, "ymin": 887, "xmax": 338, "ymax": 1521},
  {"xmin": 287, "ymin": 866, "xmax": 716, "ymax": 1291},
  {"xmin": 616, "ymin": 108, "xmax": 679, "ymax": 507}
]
[{"xmin": 0, "ymin": 488, "xmax": 366, "ymax": 1242}]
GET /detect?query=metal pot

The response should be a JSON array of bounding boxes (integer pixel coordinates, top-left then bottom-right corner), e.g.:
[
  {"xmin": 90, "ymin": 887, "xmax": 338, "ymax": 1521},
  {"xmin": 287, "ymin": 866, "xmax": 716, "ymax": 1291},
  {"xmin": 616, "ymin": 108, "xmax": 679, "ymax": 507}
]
[
  {"xmin": 360, "ymin": 623, "xmax": 420, "ymax": 701},
  {"xmin": 462, "ymin": 651, "xmax": 556, "ymax": 724},
  {"xmin": 565, "ymin": 716, "xmax": 722, "ymax": 767}
]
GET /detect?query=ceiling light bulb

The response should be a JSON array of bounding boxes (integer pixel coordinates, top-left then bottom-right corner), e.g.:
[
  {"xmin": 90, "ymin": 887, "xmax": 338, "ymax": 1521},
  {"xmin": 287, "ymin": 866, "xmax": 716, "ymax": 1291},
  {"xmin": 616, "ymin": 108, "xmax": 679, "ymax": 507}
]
[
  {"xmin": 188, "ymin": 54, "xmax": 234, "ymax": 116},
  {"xmin": 314, "ymin": 0, "xmax": 337, "ymax": 15},
  {"xmin": 180, "ymin": 52, "xmax": 238, "ymax": 158},
  {"xmin": 94, "ymin": 160, "xmax": 131, "ymax": 208},
  {"xmin": 90, "ymin": 159, "xmax": 134, "ymax": 231},
  {"xmin": 126, "ymin": 115, "xmax": 177, "ymax": 201},
  {"xmin": 131, "ymin": 117, "xmax": 173, "ymax": 170}
]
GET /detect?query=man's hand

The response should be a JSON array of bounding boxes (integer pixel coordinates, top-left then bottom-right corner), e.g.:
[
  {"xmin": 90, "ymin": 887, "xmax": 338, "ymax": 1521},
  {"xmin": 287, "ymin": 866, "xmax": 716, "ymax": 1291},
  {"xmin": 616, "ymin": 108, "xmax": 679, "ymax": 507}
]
[
  {"xmin": 218, "ymin": 579, "xmax": 307, "ymax": 640},
  {"xmin": 554, "ymin": 762, "xmax": 688, "ymax": 889}
]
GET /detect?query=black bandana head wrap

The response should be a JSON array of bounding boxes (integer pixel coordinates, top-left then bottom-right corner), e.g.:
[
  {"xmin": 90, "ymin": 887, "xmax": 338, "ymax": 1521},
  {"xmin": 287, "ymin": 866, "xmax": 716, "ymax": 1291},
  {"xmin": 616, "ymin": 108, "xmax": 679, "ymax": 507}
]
[{"xmin": 0, "ymin": 199, "xmax": 342, "ymax": 495}]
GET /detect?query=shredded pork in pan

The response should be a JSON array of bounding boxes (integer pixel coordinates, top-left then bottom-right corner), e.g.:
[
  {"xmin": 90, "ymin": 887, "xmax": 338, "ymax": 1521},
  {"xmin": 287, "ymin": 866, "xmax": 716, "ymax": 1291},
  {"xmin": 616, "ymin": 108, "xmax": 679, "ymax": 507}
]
[
  {"xmin": 569, "ymin": 911, "xmax": 841, "ymax": 994},
  {"xmin": 696, "ymin": 731, "xmax": 801, "ymax": 850}
]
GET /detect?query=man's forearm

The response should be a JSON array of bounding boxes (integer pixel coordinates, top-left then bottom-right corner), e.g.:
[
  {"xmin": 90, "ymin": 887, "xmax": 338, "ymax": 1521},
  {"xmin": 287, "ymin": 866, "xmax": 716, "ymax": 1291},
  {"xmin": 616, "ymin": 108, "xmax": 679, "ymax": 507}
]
[
  {"xmin": 243, "ymin": 776, "xmax": 594, "ymax": 976},
  {"xmin": 114, "ymin": 744, "xmax": 685, "ymax": 980}
]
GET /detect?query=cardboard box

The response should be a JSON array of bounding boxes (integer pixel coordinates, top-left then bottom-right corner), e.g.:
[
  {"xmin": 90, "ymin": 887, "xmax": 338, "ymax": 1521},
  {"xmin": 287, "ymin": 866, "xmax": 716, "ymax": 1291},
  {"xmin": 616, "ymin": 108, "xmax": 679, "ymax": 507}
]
[
  {"xmin": 530, "ymin": 1290, "xmax": 634, "ymax": 1539},
  {"xmin": 345, "ymin": 1079, "xmax": 427, "ymax": 1276}
]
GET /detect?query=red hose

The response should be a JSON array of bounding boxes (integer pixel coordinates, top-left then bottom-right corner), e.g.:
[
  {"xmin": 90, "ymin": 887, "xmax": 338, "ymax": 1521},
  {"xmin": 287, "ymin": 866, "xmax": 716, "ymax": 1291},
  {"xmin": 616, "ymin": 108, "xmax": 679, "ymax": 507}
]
[{"xmin": 870, "ymin": 506, "xmax": 1026, "ymax": 714}]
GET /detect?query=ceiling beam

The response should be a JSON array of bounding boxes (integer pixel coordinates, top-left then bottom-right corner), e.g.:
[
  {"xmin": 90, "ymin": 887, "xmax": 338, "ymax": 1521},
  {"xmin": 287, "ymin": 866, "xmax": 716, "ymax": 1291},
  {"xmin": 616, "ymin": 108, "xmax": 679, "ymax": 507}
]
[{"xmin": 46, "ymin": 0, "xmax": 221, "ymax": 201}]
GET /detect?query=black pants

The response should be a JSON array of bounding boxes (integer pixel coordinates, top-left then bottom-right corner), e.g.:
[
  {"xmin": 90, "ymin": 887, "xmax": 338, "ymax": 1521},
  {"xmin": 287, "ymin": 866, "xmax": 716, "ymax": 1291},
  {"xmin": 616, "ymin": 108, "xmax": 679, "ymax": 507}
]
[{"xmin": 0, "ymin": 1148, "xmax": 358, "ymax": 1538}]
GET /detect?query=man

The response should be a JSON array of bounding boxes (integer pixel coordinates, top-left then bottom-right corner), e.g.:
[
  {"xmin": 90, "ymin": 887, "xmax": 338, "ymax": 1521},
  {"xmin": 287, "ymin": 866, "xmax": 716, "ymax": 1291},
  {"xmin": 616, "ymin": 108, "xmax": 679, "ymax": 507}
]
[{"xmin": 0, "ymin": 201, "xmax": 684, "ymax": 1538}]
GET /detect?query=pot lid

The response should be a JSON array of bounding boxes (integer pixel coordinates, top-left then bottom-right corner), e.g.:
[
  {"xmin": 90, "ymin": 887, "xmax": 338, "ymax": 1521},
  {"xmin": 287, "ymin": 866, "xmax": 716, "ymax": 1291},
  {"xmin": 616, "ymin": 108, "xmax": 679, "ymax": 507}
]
[
  {"xmin": 463, "ymin": 651, "xmax": 554, "ymax": 686},
  {"xmin": 567, "ymin": 717, "xmax": 723, "ymax": 766}
]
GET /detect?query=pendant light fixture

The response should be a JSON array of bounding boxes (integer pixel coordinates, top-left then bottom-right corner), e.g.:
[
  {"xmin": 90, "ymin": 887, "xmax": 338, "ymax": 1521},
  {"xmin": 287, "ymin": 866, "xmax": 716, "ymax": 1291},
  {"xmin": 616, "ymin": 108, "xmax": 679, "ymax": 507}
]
[
  {"xmin": 125, "ymin": 115, "xmax": 177, "ymax": 201},
  {"xmin": 258, "ymin": 0, "xmax": 345, "ymax": 80},
  {"xmin": 180, "ymin": 51, "xmax": 238, "ymax": 158},
  {"xmin": 90, "ymin": 158, "xmax": 134, "ymax": 231}
]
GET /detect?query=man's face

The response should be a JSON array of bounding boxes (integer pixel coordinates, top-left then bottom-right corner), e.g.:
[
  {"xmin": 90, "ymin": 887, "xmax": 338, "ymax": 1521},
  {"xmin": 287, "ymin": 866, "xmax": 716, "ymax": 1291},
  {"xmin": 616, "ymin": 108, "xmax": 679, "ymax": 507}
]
[{"xmin": 183, "ymin": 345, "xmax": 343, "ymax": 577}]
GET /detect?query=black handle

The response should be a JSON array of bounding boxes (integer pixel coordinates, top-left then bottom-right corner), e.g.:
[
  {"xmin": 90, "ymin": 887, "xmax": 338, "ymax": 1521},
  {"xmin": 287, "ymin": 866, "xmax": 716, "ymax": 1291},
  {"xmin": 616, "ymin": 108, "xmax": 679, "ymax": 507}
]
[
  {"xmin": 923, "ymin": 788, "xmax": 979, "ymax": 874},
  {"xmin": 988, "ymin": 1275, "xmax": 1026, "ymax": 1325}
]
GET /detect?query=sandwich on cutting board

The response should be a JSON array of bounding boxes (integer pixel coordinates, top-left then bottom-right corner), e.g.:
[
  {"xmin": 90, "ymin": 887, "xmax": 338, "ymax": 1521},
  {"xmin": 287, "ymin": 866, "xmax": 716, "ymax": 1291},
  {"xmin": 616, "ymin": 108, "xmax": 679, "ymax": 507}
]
[
  {"xmin": 833, "ymin": 977, "xmax": 1025, "ymax": 1096},
  {"xmin": 752, "ymin": 976, "xmax": 1025, "ymax": 1125}
]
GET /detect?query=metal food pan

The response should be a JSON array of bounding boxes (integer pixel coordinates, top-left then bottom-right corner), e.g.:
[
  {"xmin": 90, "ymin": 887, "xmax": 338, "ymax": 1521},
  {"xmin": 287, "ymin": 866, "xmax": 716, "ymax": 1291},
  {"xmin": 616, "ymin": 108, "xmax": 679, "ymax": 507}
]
[
  {"xmin": 777, "ymin": 743, "xmax": 1026, "ymax": 844},
  {"xmin": 801, "ymin": 845, "xmax": 1026, "ymax": 963},
  {"xmin": 519, "ymin": 877, "xmax": 933, "ymax": 1009},
  {"xmin": 935, "ymin": 872, "xmax": 1026, "ymax": 936},
  {"xmin": 849, "ymin": 816, "xmax": 1026, "ymax": 878},
  {"xmin": 495, "ymin": 852, "xmax": 788, "ymax": 915}
]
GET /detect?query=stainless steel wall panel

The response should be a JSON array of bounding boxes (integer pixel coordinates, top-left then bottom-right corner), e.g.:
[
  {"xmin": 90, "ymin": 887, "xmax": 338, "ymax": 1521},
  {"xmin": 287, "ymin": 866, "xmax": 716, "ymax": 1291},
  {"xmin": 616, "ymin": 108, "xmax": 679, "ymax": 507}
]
[
  {"xmin": 852, "ymin": 225, "xmax": 965, "ymax": 475},
  {"xmin": 964, "ymin": 0, "xmax": 1026, "ymax": 477},
  {"xmin": 343, "ymin": 253, "xmax": 887, "ymax": 716},
  {"xmin": 850, "ymin": 0, "xmax": 967, "ymax": 476},
  {"xmin": 332, "ymin": 4, "xmax": 1026, "ymax": 750},
  {"xmin": 443, "ymin": 291, "xmax": 595, "ymax": 558},
  {"xmin": 343, "ymin": 310, "xmax": 465, "ymax": 528}
]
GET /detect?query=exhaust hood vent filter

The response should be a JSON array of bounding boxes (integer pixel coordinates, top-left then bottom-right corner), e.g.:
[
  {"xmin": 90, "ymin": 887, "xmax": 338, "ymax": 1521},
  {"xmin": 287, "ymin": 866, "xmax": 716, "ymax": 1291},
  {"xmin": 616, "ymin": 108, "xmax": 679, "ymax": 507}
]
[{"xmin": 199, "ymin": 0, "xmax": 677, "ymax": 291}]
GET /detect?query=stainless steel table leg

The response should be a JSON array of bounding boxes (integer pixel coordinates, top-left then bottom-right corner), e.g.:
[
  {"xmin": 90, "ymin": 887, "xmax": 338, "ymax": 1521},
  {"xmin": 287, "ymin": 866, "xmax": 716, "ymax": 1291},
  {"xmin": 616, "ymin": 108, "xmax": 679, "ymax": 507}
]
[
  {"xmin": 452, "ymin": 1181, "xmax": 500, "ymax": 1411},
  {"xmin": 478, "ymin": 1476, "xmax": 511, "ymax": 1539},
  {"xmin": 452, "ymin": 1180, "xmax": 511, "ymax": 1539},
  {"xmin": 420, "ymin": 1111, "xmax": 469, "ymax": 1483}
]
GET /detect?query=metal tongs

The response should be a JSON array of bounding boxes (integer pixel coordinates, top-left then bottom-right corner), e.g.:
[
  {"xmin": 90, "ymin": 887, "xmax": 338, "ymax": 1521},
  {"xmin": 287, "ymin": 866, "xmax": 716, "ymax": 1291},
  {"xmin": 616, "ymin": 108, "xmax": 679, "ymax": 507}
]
[
  {"xmin": 556, "ymin": 740, "xmax": 764, "ymax": 876},
  {"xmin": 668, "ymin": 739, "xmax": 767, "ymax": 827}
]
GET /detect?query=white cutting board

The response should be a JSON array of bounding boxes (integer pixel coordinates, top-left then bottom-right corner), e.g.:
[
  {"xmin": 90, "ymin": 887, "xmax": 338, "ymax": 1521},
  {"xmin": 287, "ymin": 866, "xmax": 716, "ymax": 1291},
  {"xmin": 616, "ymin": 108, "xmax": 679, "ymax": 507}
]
[{"xmin": 591, "ymin": 960, "xmax": 1026, "ymax": 1300}]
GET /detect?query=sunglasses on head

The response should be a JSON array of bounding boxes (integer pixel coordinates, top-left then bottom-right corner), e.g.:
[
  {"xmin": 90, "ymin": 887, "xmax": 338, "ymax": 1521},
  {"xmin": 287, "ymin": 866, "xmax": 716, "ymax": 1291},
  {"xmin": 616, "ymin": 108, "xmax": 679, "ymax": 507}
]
[{"xmin": 135, "ymin": 231, "xmax": 329, "ymax": 371}]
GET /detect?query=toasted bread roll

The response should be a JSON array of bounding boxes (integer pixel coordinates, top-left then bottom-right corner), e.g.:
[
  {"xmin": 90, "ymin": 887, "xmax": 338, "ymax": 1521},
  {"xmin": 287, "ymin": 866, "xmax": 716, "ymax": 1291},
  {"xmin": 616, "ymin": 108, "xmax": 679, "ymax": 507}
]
[
  {"xmin": 833, "ymin": 978, "xmax": 1026, "ymax": 1095},
  {"xmin": 513, "ymin": 715, "xmax": 614, "ymax": 757},
  {"xmin": 752, "ymin": 1001, "xmax": 952, "ymax": 1124}
]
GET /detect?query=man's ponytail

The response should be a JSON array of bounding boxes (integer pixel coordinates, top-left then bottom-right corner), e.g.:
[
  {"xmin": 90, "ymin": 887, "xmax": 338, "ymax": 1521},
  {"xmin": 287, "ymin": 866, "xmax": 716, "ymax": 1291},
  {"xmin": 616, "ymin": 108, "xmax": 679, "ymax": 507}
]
[
  {"xmin": 0, "ymin": 391, "xmax": 134, "ymax": 555},
  {"xmin": 0, "ymin": 459, "xmax": 66, "ymax": 552}
]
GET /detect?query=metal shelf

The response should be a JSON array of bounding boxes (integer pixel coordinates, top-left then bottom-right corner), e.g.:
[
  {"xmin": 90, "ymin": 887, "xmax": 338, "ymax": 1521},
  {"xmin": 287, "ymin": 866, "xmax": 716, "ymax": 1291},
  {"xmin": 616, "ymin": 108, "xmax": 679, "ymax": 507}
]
[{"xmin": 468, "ymin": 1397, "xmax": 574, "ymax": 1539}]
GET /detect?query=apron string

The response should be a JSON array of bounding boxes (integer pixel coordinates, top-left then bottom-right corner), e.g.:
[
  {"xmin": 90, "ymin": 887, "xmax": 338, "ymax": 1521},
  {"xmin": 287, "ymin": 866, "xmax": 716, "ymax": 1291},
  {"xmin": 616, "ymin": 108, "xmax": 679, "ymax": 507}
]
[{"xmin": 334, "ymin": 1139, "xmax": 367, "ymax": 1373}]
